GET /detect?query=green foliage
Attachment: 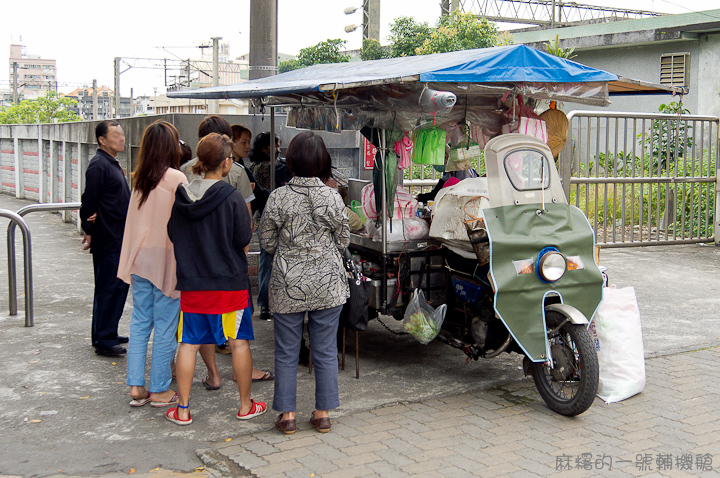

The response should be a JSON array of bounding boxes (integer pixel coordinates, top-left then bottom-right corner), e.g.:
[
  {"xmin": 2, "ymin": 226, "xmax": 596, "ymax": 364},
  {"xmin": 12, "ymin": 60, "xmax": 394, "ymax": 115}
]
[
  {"xmin": 638, "ymin": 102, "xmax": 692, "ymax": 170},
  {"xmin": 416, "ymin": 11, "xmax": 498, "ymax": 55},
  {"xmin": 544, "ymin": 34, "xmax": 576, "ymax": 60},
  {"xmin": 360, "ymin": 38, "xmax": 390, "ymax": 61},
  {"xmin": 387, "ymin": 16, "xmax": 433, "ymax": 58},
  {"xmin": 0, "ymin": 92, "xmax": 81, "ymax": 124},
  {"xmin": 278, "ymin": 59, "xmax": 302, "ymax": 74},
  {"xmin": 573, "ymin": 149, "xmax": 715, "ymax": 239},
  {"xmin": 497, "ymin": 31, "xmax": 515, "ymax": 46},
  {"xmin": 278, "ymin": 39, "xmax": 350, "ymax": 73}
]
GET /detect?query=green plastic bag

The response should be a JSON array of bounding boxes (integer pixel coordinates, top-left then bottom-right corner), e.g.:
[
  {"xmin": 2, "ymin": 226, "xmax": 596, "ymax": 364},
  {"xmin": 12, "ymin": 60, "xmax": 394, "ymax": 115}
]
[
  {"xmin": 349, "ymin": 200, "xmax": 366, "ymax": 224},
  {"xmin": 412, "ymin": 127, "xmax": 446, "ymax": 165}
]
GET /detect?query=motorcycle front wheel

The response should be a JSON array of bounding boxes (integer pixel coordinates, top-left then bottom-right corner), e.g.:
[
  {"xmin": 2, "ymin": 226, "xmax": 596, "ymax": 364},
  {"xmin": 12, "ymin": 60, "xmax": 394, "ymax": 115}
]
[{"xmin": 529, "ymin": 311, "xmax": 599, "ymax": 416}]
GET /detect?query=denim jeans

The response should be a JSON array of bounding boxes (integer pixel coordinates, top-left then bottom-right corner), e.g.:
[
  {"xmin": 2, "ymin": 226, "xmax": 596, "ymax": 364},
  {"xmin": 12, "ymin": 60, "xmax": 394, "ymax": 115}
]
[
  {"xmin": 257, "ymin": 233, "xmax": 271, "ymax": 308},
  {"xmin": 272, "ymin": 305, "xmax": 342, "ymax": 413},
  {"xmin": 126, "ymin": 275, "xmax": 180, "ymax": 393}
]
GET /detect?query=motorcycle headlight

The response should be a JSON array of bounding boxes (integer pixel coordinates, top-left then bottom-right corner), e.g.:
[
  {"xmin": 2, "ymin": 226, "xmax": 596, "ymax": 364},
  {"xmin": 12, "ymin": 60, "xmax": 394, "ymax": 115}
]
[{"xmin": 537, "ymin": 249, "xmax": 567, "ymax": 282}]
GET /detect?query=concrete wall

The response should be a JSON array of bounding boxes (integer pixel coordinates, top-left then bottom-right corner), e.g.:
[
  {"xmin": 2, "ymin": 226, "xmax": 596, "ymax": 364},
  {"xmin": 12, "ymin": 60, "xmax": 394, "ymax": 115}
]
[
  {"xmin": 567, "ymin": 40, "xmax": 701, "ymax": 115},
  {"xmin": 0, "ymin": 113, "xmax": 363, "ymax": 229}
]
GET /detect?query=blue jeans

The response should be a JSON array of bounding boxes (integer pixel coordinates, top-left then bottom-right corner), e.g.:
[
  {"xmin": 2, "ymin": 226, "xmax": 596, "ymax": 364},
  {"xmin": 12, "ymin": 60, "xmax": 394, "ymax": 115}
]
[
  {"xmin": 272, "ymin": 305, "xmax": 342, "ymax": 412},
  {"xmin": 126, "ymin": 275, "xmax": 180, "ymax": 393},
  {"xmin": 257, "ymin": 233, "xmax": 271, "ymax": 308}
]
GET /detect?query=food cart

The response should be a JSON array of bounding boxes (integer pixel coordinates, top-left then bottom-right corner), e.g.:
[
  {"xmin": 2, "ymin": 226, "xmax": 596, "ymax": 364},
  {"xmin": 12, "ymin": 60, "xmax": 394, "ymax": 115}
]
[{"xmin": 169, "ymin": 44, "xmax": 682, "ymax": 415}]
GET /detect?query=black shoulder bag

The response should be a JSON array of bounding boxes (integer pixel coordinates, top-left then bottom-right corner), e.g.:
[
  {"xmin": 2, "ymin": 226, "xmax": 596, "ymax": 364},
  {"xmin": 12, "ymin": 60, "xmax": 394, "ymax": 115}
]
[{"xmin": 340, "ymin": 249, "xmax": 371, "ymax": 331}]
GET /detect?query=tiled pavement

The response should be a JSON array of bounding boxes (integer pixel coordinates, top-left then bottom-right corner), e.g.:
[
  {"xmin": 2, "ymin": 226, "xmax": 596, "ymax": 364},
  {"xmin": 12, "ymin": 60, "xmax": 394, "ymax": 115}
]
[{"xmin": 210, "ymin": 347, "xmax": 720, "ymax": 478}]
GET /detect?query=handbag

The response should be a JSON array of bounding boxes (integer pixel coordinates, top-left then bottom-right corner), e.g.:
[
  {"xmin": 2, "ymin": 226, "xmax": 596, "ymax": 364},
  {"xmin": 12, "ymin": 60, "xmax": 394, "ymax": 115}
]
[{"xmin": 340, "ymin": 249, "xmax": 371, "ymax": 331}]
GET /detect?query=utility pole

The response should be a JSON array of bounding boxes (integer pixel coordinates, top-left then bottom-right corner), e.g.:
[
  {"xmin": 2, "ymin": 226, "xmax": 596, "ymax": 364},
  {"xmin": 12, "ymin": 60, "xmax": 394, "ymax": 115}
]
[
  {"xmin": 92, "ymin": 79, "xmax": 98, "ymax": 120},
  {"xmin": 249, "ymin": 0, "xmax": 278, "ymax": 80},
  {"xmin": 114, "ymin": 57, "xmax": 121, "ymax": 118},
  {"xmin": 441, "ymin": 0, "xmax": 459, "ymax": 16},
  {"xmin": 364, "ymin": 0, "xmax": 381, "ymax": 41},
  {"xmin": 210, "ymin": 36, "xmax": 221, "ymax": 114},
  {"xmin": 12, "ymin": 62, "xmax": 19, "ymax": 105}
]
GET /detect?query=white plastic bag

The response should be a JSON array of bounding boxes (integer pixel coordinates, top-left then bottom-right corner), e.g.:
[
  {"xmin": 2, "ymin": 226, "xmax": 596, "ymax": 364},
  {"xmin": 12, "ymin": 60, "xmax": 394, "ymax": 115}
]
[
  {"xmin": 589, "ymin": 286, "xmax": 646, "ymax": 404},
  {"xmin": 361, "ymin": 184, "xmax": 418, "ymax": 220},
  {"xmin": 429, "ymin": 178, "xmax": 490, "ymax": 254},
  {"xmin": 403, "ymin": 289, "xmax": 447, "ymax": 344}
]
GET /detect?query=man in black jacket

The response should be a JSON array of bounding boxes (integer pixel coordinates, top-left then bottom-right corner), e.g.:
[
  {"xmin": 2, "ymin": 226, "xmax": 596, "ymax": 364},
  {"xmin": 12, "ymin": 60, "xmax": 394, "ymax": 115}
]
[{"xmin": 80, "ymin": 120, "xmax": 131, "ymax": 356}]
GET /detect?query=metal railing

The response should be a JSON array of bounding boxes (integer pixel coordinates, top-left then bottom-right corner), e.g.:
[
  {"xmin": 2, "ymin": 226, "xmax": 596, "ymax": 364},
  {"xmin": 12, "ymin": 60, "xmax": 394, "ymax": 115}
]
[
  {"xmin": 1, "ymin": 209, "xmax": 33, "ymax": 326},
  {"xmin": 560, "ymin": 111, "xmax": 720, "ymax": 247},
  {"xmin": 7, "ymin": 202, "xmax": 81, "ymax": 325}
]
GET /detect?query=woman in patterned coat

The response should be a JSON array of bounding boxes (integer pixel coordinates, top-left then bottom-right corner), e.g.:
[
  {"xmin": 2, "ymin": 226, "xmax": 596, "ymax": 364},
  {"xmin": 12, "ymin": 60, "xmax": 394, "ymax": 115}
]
[{"xmin": 258, "ymin": 131, "xmax": 350, "ymax": 435}]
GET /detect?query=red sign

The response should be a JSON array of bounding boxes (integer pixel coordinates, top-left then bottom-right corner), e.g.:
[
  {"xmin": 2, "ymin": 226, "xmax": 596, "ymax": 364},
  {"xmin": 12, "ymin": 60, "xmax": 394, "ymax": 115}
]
[{"xmin": 363, "ymin": 138, "xmax": 377, "ymax": 170}]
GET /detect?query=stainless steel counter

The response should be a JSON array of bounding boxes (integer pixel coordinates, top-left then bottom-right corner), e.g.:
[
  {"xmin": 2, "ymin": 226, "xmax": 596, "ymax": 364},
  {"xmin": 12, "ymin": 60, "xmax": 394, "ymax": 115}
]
[{"xmin": 349, "ymin": 233, "xmax": 440, "ymax": 254}]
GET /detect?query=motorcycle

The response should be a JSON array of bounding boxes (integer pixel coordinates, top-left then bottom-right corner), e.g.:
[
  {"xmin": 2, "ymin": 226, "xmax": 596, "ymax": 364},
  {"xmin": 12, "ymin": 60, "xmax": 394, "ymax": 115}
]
[{"xmin": 350, "ymin": 133, "xmax": 604, "ymax": 416}]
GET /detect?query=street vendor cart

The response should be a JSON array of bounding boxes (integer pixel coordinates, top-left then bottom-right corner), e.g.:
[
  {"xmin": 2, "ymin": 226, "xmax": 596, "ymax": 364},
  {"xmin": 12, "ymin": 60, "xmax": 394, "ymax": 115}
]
[{"xmin": 169, "ymin": 44, "xmax": 683, "ymax": 416}]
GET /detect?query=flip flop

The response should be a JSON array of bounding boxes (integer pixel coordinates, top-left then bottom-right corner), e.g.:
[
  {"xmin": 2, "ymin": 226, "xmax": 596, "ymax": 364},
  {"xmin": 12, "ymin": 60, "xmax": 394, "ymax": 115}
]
[
  {"xmin": 150, "ymin": 392, "xmax": 179, "ymax": 408},
  {"xmin": 202, "ymin": 377, "xmax": 220, "ymax": 391},
  {"xmin": 166, "ymin": 407, "xmax": 192, "ymax": 426},
  {"xmin": 129, "ymin": 395, "xmax": 151, "ymax": 407},
  {"xmin": 252, "ymin": 371, "xmax": 275, "ymax": 382}
]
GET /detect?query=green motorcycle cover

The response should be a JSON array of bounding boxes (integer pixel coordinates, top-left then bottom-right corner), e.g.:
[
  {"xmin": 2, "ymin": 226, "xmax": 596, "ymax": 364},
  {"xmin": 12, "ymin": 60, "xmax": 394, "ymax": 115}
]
[{"xmin": 482, "ymin": 203, "xmax": 603, "ymax": 362}]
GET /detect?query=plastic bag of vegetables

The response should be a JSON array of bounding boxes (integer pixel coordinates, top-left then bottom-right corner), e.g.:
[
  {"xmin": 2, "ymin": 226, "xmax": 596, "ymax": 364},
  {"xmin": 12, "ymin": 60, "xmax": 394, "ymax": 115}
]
[{"xmin": 403, "ymin": 289, "xmax": 447, "ymax": 344}]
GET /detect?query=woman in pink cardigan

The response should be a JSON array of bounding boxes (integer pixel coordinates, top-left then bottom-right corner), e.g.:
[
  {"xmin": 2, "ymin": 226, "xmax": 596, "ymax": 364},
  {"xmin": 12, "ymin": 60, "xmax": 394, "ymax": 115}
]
[{"xmin": 118, "ymin": 120, "xmax": 188, "ymax": 407}]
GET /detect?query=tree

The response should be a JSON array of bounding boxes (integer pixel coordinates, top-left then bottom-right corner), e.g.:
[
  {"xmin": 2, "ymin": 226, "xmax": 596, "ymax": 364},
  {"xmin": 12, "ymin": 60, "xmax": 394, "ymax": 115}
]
[
  {"xmin": 360, "ymin": 38, "xmax": 389, "ymax": 61},
  {"xmin": 278, "ymin": 39, "xmax": 350, "ymax": 73},
  {"xmin": 387, "ymin": 16, "xmax": 432, "ymax": 58},
  {"xmin": 0, "ymin": 92, "xmax": 81, "ymax": 124},
  {"xmin": 416, "ymin": 11, "xmax": 498, "ymax": 55}
]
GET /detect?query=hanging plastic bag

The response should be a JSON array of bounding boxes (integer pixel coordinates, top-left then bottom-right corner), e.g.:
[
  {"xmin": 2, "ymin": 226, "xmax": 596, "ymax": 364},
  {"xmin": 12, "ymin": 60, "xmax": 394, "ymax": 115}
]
[
  {"xmin": 500, "ymin": 94, "xmax": 548, "ymax": 142},
  {"xmin": 447, "ymin": 142, "xmax": 482, "ymax": 172},
  {"xmin": 403, "ymin": 289, "xmax": 447, "ymax": 344},
  {"xmin": 412, "ymin": 127, "xmax": 446, "ymax": 165},
  {"xmin": 589, "ymin": 286, "xmax": 646, "ymax": 404},
  {"xmin": 361, "ymin": 184, "xmax": 417, "ymax": 220}
]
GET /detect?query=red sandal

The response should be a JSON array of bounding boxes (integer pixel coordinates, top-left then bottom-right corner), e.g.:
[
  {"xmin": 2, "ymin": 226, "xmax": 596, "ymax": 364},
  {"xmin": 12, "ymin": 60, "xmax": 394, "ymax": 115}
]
[{"xmin": 166, "ymin": 406, "xmax": 192, "ymax": 426}]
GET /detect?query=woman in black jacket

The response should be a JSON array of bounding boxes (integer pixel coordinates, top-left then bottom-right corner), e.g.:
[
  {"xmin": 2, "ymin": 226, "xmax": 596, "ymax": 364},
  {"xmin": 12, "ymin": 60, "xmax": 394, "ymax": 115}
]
[{"xmin": 167, "ymin": 133, "xmax": 267, "ymax": 425}]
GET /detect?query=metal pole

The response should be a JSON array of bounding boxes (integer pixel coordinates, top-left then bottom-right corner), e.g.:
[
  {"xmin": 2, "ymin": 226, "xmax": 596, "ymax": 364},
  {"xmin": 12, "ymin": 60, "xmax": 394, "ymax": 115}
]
[
  {"xmin": 551, "ymin": 0, "xmax": 557, "ymax": 28},
  {"xmin": 12, "ymin": 62, "xmax": 19, "ymax": 105},
  {"xmin": 92, "ymin": 79, "xmax": 98, "ymax": 120},
  {"xmin": 2, "ymin": 209, "xmax": 33, "ymax": 326},
  {"xmin": 210, "ymin": 36, "xmax": 221, "ymax": 114},
  {"xmin": 114, "ymin": 58, "xmax": 121, "ymax": 118},
  {"xmin": 6, "ymin": 203, "xmax": 81, "ymax": 319},
  {"xmin": 270, "ymin": 107, "xmax": 276, "ymax": 191}
]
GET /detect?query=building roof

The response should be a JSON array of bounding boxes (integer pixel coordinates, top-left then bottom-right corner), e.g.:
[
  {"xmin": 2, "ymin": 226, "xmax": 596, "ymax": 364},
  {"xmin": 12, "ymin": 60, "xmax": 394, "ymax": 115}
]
[
  {"xmin": 63, "ymin": 86, "xmax": 113, "ymax": 97},
  {"xmin": 510, "ymin": 8, "xmax": 720, "ymax": 50}
]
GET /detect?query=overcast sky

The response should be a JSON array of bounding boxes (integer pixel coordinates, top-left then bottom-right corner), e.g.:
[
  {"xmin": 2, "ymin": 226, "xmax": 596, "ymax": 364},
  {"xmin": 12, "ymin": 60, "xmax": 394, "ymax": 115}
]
[{"xmin": 2, "ymin": 0, "xmax": 718, "ymax": 97}]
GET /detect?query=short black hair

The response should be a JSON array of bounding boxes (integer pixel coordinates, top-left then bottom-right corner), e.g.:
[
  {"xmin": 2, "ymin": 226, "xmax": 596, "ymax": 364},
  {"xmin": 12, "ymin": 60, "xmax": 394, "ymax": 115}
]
[
  {"xmin": 198, "ymin": 115, "xmax": 232, "ymax": 139},
  {"xmin": 285, "ymin": 131, "xmax": 332, "ymax": 182},
  {"xmin": 95, "ymin": 120, "xmax": 120, "ymax": 143}
]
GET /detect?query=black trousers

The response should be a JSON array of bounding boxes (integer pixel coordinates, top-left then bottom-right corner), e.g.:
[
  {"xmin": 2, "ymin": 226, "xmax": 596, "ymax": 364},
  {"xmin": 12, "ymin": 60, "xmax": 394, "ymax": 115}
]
[{"xmin": 91, "ymin": 252, "xmax": 129, "ymax": 349}]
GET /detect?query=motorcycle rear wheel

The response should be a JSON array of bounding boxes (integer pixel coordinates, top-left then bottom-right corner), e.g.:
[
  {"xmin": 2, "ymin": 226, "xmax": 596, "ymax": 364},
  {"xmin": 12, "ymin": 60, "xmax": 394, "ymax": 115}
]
[{"xmin": 529, "ymin": 311, "xmax": 599, "ymax": 416}]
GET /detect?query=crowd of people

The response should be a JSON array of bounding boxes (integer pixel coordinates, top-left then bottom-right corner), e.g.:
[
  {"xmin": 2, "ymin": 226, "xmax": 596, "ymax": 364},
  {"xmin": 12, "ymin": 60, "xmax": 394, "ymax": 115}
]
[{"xmin": 80, "ymin": 116, "xmax": 349, "ymax": 433}]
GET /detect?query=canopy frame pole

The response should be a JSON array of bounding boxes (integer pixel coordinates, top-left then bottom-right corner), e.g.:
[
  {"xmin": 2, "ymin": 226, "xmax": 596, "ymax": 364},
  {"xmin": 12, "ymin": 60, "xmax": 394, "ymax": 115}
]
[
  {"xmin": 380, "ymin": 128, "xmax": 388, "ymax": 310},
  {"xmin": 270, "ymin": 107, "xmax": 276, "ymax": 191}
]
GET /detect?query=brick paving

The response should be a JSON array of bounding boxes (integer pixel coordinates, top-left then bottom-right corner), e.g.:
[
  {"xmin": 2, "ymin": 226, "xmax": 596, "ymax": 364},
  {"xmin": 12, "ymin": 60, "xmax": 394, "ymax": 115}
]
[{"xmin": 211, "ymin": 347, "xmax": 720, "ymax": 477}]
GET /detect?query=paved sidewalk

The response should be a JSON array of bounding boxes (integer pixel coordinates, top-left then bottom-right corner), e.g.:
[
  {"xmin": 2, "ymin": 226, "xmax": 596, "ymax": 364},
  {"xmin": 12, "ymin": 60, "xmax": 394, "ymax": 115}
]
[
  {"xmin": 1, "ymin": 191, "xmax": 719, "ymax": 478},
  {"xmin": 211, "ymin": 346, "xmax": 720, "ymax": 478}
]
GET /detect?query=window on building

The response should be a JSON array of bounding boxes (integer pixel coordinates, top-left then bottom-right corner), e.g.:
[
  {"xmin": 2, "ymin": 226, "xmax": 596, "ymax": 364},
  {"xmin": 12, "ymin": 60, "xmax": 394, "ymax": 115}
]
[{"xmin": 660, "ymin": 53, "xmax": 690, "ymax": 87}]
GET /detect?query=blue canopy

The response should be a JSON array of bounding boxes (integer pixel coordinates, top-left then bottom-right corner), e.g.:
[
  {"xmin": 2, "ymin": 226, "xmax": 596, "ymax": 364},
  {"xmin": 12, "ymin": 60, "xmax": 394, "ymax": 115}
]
[
  {"xmin": 419, "ymin": 44, "xmax": 617, "ymax": 83},
  {"xmin": 168, "ymin": 45, "xmax": 618, "ymax": 101}
]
